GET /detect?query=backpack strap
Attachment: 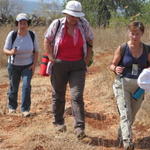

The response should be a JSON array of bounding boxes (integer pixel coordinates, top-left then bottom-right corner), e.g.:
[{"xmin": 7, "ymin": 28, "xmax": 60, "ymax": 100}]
[
  {"xmin": 11, "ymin": 31, "xmax": 17, "ymax": 48},
  {"xmin": 79, "ymin": 18, "xmax": 84, "ymax": 31},
  {"xmin": 53, "ymin": 19, "xmax": 60, "ymax": 41},
  {"xmin": 120, "ymin": 43, "xmax": 150, "ymax": 58},
  {"xmin": 29, "ymin": 30, "xmax": 35, "ymax": 44},
  {"xmin": 120, "ymin": 43, "xmax": 127, "ymax": 58},
  {"xmin": 29, "ymin": 30, "xmax": 35, "ymax": 53},
  {"xmin": 11, "ymin": 30, "xmax": 35, "ymax": 50},
  {"xmin": 143, "ymin": 43, "xmax": 150, "ymax": 54},
  {"xmin": 118, "ymin": 43, "xmax": 127, "ymax": 65},
  {"xmin": 10, "ymin": 30, "xmax": 35, "ymax": 64},
  {"xmin": 9, "ymin": 31, "xmax": 18, "ymax": 64},
  {"xmin": 143, "ymin": 43, "xmax": 150, "ymax": 67},
  {"xmin": 120, "ymin": 43, "xmax": 150, "ymax": 67}
]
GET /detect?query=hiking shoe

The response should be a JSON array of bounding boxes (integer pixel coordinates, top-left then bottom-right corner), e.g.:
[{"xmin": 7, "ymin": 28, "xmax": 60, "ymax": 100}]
[
  {"xmin": 22, "ymin": 111, "xmax": 30, "ymax": 117},
  {"xmin": 123, "ymin": 140, "xmax": 134, "ymax": 150},
  {"xmin": 55, "ymin": 124, "xmax": 67, "ymax": 132},
  {"xmin": 74, "ymin": 128, "xmax": 86, "ymax": 140},
  {"xmin": 8, "ymin": 109, "xmax": 16, "ymax": 114}
]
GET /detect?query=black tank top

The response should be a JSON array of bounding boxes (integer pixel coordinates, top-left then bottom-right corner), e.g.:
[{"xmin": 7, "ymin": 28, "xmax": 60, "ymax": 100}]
[{"xmin": 119, "ymin": 44, "xmax": 148, "ymax": 79}]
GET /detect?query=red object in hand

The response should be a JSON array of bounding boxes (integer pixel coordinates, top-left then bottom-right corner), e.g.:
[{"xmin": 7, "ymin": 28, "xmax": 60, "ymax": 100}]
[{"xmin": 39, "ymin": 53, "xmax": 49, "ymax": 76}]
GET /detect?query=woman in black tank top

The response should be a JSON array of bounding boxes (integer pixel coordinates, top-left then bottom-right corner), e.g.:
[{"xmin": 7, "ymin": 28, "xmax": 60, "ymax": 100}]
[{"xmin": 110, "ymin": 21, "xmax": 150, "ymax": 150}]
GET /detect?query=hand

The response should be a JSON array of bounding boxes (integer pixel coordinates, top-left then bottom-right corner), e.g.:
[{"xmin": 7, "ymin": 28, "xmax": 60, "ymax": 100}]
[
  {"xmin": 11, "ymin": 48, "xmax": 17, "ymax": 55},
  {"xmin": 49, "ymin": 57, "xmax": 55, "ymax": 63},
  {"xmin": 84, "ymin": 55, "xmax": 93, "ymax": 66},
  {"xmin": 84, "ymin": 49, "xmax": 94, "ymax": 67},
  {"xmin": 84, "ymin": 57, "xmax": 90, "ymax": 66},
  {"xmin": 115, "ymin": 66, "xmax": 125, "ymax": 75},
  {"xmin": 47, "ymin": 54, "xmax": 55, "ymax": 63},
  {"xmin": 28, "ymin": 64, "xmax": 36, "ymax": 75}
]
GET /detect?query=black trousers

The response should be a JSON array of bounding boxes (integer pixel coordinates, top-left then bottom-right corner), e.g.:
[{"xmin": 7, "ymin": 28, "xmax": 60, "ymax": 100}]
[{"xmin": 51, "ymin": 59, "xmax": 86, "ymax": 129}]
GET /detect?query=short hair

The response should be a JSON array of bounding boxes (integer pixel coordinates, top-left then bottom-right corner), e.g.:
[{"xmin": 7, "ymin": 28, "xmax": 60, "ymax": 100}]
[
  {"xmin": 128, "ymin": 21, "xmax": 145, "ymax": 33},
  {"xmin": 15, "ymin": 20, "xmax": 31, "ymax": 26}
]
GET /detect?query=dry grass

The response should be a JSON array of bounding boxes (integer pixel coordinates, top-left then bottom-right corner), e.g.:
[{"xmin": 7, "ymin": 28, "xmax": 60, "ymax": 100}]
[
  {"xmin": 1, "ymin": 24, "xmax": 150, "ymax": 67},
  {"xmin": 0, "ymin": 25, "xmax": 150, "ymax": 150},
  {"xmin": 0, "ymin": 25, "xmax": 47, "ymax": 67}
]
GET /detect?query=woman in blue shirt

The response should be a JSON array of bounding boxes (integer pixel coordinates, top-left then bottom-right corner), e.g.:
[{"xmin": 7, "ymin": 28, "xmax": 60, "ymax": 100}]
[
  {"xmin": 3, "ymin": 13, "xmax": 39, "ymax": 117},
  {"xmin": 110, "ymin": 21, "xmax": 150, "ymax": 150}
]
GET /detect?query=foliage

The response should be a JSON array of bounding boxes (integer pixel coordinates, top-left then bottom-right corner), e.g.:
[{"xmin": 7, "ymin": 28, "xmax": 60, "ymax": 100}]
[
  {"xmin": 139, "ymin": 1, "xmax": 150, "ymax": 24},
  {"xmin": 0, "ymin": 0, "xmax": 150, "ymax": 27},
  {"xmin": 0, "ymin": 0, "xmax": 22, "ymax": 17},
  {"xmin": 0, "ymin": 0, "xmax": 22, "ymax": 24},
  {"xmin": 63, "ymin": 0, "xmax": 148, "ymax": 27}
]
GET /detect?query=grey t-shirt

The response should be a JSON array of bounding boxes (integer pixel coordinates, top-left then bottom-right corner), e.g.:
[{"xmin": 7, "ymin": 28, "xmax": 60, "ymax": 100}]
[{"xmin": 3, "ymin": 31, "xmax": 39, "ymax": 66}]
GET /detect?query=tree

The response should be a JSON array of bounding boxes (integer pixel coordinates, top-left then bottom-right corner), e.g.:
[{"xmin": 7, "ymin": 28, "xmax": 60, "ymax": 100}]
[
  {"xmin": 0, "ymin": 0, "xmax": 22, "ymax": 24},
  {"xmin": 139, "ymin": 1, "xmax": 150, "ymax": 24},
  {"xmin": 63, "ymin": 0, "xmax": 147, "ymax": 27}
]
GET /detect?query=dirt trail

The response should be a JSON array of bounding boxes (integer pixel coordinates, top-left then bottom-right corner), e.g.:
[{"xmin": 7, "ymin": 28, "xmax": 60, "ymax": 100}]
[{"xmin": 0, "ymin": 51, "xmax": 150, "ymax": 150}]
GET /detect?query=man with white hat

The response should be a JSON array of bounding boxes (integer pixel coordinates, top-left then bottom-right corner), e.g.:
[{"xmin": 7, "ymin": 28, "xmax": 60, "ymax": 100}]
[{"xmin": 44, "ymin": 0, "xmax": 94, "ymax": 139}]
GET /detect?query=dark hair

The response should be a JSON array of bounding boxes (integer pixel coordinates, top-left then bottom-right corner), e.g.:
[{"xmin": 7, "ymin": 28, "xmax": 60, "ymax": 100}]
[
  {"xmin": 128, "ymin": 21, "xmax": 145, "ymax": 33},
  {"xmin": 15, "ymin": 19, "xmax": 31, "ymax": 26}
]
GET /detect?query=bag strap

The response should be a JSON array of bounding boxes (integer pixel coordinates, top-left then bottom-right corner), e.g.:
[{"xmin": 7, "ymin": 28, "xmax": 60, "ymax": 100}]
[
  {"xmin": 29, "ymin": 30, "xmax": 35, "ymax": 53},
  {"xmin": 143, "ymin": 43, "xmax": 150, "ymax": 54},
  {"xmin": 11, "ymin": 31, "xmax": 17, "ymax": 48},
  {"xmin": 53, "ymin": 19, "xmax": 60, "ymax": 41},
  {"xmin": 143, "ymin": 43, "xmax": 150, "ymax": 67},
  {"xmin": 118, "ymin": 43, "xmax": 127, "ymax": 65},
  {"xmin": 79, "ymin": 18, "xmax": 84, "ymax": 31},
  {"xmin": 120, "ymin": 43, "xmax": 150, "ymax": 67},
  {"xmin": 120, "ymin": 43, "xmax": 127, "ymax": 58},
  {"xmin": 29, "ymin": 30, "xmax": 35, "ymax": 44},
  {"xmin": 11, "ymin": 30, "xmax": 35, "ymax": 52}
]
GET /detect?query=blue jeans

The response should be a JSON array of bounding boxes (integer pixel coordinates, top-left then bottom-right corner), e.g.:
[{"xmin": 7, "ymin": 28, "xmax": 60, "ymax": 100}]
[{"xmin": 7, "ymin": 63, "xmax": 32, "ymax": 112}]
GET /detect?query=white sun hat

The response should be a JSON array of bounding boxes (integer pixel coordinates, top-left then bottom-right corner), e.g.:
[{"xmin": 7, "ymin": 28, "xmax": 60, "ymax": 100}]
[
  {"xmin": 16, "ymin": 13, "xmax": 29, "ymax": 21},
  {"xmin": 137, "ymin": 68, "xmax": 150, "ymax": 92},
  {"xmin": 62, "ymin": 0, "xmax": 85, "ymax": 17}
]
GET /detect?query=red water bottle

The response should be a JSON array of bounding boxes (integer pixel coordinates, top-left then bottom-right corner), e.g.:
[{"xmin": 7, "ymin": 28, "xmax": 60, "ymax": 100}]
[{"xmin": 39, "ymin": 53, "xmax": 49, "ymax": 76}]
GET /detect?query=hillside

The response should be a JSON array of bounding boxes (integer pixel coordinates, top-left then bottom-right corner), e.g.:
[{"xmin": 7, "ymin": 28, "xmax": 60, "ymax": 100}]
[
  {"xmin": 20, "ymin": 0, "xmax": 62, "ymax": 14},
  {"xmin": 0, "ymin": 50, "xmax": 150, "ymax": 150}
]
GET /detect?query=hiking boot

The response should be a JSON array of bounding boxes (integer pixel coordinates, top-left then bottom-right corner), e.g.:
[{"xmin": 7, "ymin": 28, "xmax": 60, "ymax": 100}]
[
  {"xmin": 22, "ymin": 111, "xmax": 30, "ymax": 117},
  {"xmin": 8, "ymin": 109, "xmax": 16, "ymax": 114},
  {"xmin": 55, "ymin": 124, "xmax": 67, "ymax": 132},
  {"xmin": 74, "ymin": 128, "xmax": 86, "ymax": 140},
  {"xmin": 123, "ymin": 140, "xmax": 134, "ymax": 150}
]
